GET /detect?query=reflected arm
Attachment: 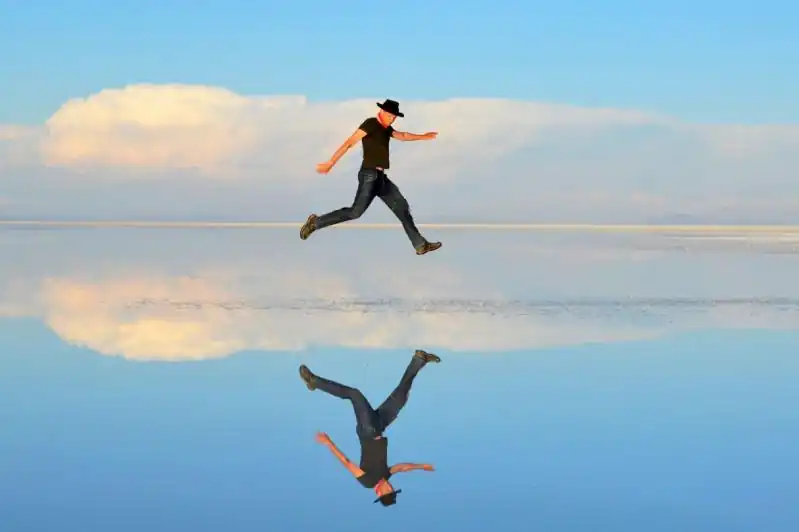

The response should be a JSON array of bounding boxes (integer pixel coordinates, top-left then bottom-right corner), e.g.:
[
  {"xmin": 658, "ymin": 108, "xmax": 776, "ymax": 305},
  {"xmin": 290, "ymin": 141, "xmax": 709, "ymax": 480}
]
[
  {"xmin": 325, "ymin": 438, "xmax": 365, "ymax": 477},
  {"xmin": 389, "ymin": 463, "xmax": 435, "ymax": 473}
]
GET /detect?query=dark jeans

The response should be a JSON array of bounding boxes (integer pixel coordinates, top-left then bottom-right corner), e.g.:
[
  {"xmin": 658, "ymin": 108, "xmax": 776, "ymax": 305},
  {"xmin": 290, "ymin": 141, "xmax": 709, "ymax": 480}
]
[
  {"xmin": 312, "ymin": 354, "xmax": 428, "ymax": 439},
  {"xmin": 314, "ymin": 168, "xmax": 426, "ymax": 249}
]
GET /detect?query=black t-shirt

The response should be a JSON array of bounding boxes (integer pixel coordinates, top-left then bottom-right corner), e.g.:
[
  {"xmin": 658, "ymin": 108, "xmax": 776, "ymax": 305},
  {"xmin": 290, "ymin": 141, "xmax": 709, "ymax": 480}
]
[
  {"xmin": 356, "ymin": 436, "xmax": 391, "ymax": 488},
  {"xmin": 358, "ymin": 117, "xmax": 394, "ymax": 170}
]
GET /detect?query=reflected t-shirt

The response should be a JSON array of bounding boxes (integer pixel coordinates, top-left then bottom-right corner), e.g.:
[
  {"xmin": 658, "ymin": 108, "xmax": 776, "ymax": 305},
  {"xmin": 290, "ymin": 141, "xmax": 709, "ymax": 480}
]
[{"xmin": 356, "ymin": 436, "xmax": 391, "ymax": 488}]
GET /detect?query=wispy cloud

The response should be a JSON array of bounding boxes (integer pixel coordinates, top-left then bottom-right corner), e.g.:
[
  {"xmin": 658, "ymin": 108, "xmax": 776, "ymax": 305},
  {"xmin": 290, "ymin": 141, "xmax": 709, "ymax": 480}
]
[{"xmin": 0, "ymin": 84, "xmax": 798, "ymax": 222}]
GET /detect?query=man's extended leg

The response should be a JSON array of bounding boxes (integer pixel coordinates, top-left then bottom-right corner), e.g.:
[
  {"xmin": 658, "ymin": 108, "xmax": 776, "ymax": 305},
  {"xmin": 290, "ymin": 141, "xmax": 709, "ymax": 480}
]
[
  {"xmin": 300, "ymin": 169, "xmax": 381, "ymax": 240},
  {"xmin": 377, "ymin": 176, "xmax": 442, "ymax": 255},
  {"xmin": 299, "ymin": 365, "xmax": 381, "ymax": 437},
  {"xmin": 375, "ymin": 350, "xmax": 441, "ymax": 430}
]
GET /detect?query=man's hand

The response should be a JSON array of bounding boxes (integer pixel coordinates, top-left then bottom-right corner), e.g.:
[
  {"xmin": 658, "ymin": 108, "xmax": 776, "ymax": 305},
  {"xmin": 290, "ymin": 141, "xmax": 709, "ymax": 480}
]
[
  {"xmin": 422, "ymin": 464, "xmax": 435, "ymax": 471},
  {"xmin": 315, "ymin": 431, "xmax": 332, "ymax": 445},
  {"xmin": 422, "ymin": 132, "xmax": 438, "ymax": 140},
  {"xmin": 316, "ymin": 160, "xmax": 335, "ymax": 174}
]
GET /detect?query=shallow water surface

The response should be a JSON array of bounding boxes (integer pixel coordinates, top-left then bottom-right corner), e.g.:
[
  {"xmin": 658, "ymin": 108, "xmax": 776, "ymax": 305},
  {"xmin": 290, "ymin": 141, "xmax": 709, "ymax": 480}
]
[{"xmin": 1, "ymin": 227, "xmax": 798, "ymax": 531}]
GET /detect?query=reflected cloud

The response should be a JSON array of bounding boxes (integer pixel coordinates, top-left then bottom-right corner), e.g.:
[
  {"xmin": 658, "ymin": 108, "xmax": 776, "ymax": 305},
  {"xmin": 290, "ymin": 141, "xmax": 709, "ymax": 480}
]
[
  {"xmin": 2, "ymin": 228, "xmax": 799, "ymax": 361},
  {"xmin": 9, "ymin": 275, "xmax": 657, "ymax": 360}
]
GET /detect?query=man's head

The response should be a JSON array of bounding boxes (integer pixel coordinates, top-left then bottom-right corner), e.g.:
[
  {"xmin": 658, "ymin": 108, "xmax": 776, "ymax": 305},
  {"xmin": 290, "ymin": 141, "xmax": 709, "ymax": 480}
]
[
  {"xmin": 377, "ymin": 109, "xmax": 398, "ymax": 127},
  {"xmin": 376, "ymin": 99, "xmax": 404, "ymax": 126}
]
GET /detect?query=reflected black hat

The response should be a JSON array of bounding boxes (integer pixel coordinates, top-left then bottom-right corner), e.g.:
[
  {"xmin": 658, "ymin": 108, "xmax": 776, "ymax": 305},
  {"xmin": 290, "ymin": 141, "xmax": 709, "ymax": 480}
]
[{"xmin": 374, "ymin": 489, "xmax": 402, "ymax": 506}]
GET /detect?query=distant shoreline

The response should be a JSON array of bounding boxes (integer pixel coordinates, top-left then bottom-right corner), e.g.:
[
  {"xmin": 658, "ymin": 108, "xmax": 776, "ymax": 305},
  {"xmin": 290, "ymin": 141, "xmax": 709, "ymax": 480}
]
[{"xmin": 2, "ymin": 221, "xmax": 799, "ymax": 232}]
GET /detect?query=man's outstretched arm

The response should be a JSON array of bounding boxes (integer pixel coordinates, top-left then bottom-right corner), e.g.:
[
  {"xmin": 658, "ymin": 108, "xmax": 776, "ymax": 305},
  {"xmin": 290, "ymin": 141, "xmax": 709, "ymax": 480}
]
[
  {"xmin": 317, "ymin": 128, "xmax": 368, "ymax": 173},
  {"xmin": 391, "ymin": 130, "xmax": 438, "ymax": 141},
  {"xmin": 330, "ymin": 129, "xmax": 368, "ymax": 165},
  {"xmin": 389, "ymin": 462, "xmax": 435, "ymax": 474}
]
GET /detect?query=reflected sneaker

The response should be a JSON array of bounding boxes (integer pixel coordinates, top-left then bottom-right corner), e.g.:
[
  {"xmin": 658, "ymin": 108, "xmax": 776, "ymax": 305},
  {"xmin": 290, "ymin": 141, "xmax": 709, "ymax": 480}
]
[
  {"xmin": 298, "ymin": 364, "xmax": 317, "ymax": 390},
  {"xmin": 300, "ymin": 214, "xmax": 318, "ymax": 240},
  {"xmin": 414, "ymin": 350, "xmax": 441, "ymax": 364},
  {"xmin": 415, "ymin": 241, "xmax": 442, "ymax": 255}
]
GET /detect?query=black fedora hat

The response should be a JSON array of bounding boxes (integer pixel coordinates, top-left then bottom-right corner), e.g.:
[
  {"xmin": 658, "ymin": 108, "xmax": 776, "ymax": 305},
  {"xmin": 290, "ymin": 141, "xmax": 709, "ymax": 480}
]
[
  {"xmin": 376, "ymin": 99, "xmax": 404, "ymax": 118},
  {"xmin": 374, "ymin": 489, "xmax": 402, "ymax": 506}
]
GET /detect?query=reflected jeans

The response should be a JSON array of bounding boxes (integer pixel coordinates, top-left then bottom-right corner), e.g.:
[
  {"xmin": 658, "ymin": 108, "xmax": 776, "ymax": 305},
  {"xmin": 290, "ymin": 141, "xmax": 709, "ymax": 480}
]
[{"xmin": 312, "ymin": 355, "xmax": 427, "ymax": 439}]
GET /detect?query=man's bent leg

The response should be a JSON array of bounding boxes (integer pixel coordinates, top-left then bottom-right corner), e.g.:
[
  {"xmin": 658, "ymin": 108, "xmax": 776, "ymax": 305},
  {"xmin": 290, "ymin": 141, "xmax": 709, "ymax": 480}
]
[
  {"xmin": 314, "ymin": 169, "xmax": 380, "ymax": 231},
  {"xmin": 376, "ymin": 176, "xmax": 427, "ymax": 249},
  {"xmin": 375, "ymin": 350, "xmax": 440, "ymax": 429}
]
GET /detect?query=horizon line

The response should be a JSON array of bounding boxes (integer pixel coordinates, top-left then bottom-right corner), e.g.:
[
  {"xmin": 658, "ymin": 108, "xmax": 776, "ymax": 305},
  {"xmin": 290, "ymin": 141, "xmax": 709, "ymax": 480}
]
[{"xmin": 2, "ymin": 221, "xmax": 799, "ymax": 232}]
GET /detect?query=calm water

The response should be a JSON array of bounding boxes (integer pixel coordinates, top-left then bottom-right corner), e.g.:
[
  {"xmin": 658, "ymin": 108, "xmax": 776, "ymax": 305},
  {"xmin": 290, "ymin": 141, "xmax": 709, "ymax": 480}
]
[{"xmin": 1, "ymin": 227, "xmax": 798, "ymax": 531}]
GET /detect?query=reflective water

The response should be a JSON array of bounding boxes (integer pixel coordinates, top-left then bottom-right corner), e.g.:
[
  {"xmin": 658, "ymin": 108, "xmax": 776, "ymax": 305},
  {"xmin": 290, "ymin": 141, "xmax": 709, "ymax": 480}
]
[{"xmin": 1, "ymin": 227, "xmax": 798, "ymax": 531}]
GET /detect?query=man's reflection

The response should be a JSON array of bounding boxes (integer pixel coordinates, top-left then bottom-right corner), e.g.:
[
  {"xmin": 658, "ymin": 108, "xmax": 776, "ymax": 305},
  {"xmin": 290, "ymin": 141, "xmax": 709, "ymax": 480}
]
[{"xmin": 298, "ymin": 349, "xmax": 440, "ymax": 506}]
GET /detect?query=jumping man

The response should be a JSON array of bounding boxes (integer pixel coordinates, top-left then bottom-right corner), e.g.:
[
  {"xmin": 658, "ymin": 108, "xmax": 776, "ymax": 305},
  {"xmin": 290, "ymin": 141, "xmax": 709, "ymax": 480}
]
[
  {"xmin": 300, "ymin": 99, "xmax": 443, "ymax": 255},
  {"xmin": 298, "ymin": 349, "xmax": 441, "ymax": 506}
]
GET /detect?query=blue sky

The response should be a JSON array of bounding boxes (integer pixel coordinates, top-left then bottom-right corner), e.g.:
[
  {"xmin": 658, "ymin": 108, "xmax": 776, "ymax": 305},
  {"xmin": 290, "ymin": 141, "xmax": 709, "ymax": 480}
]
[
  {"xmin": 1, "ymin": 1, "xmax": 798, "ymax": 222},
  {"xmin": 1, "ymin": 0, "xmax": 797, "ymax": 124}
]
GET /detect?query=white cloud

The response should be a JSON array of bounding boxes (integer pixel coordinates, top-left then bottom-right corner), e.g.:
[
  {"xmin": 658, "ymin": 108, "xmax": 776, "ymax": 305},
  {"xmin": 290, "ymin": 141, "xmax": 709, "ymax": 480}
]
[
  {"xmin": 40, "ymin": 84, "xmax": 267, "ymax": 173},
  {"xmin": 0, "ymin": 125, "xmax": 40, "ymax": 169},
  {"xmin": 0, "ymin": 83, "xmax": 798, "ymax": 222},
  {"xmin": 696, "ymin": 123, "xmax": 799, "ymax": 159},
  {"xmin": 33, "ymin": 86, "xmax": 654, "ymax": 180}
]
